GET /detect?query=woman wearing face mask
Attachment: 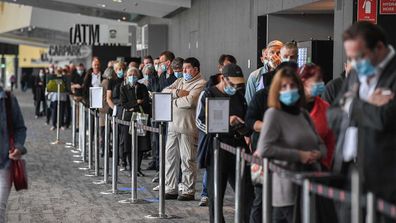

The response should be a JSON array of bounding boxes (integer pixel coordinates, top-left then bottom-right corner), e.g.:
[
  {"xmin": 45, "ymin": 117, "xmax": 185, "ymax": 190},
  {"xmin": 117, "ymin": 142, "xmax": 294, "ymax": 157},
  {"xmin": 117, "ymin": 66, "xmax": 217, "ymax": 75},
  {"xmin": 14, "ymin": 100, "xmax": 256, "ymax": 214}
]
[
  {"xmin": 196, "ymin": 64, "xmax": 254, "ymax": 223},
  {"xmin": 139, "ymin": 64, "xmax": 156, "ymax": 87},
  {"xmin": 107, "ymin": 61, "xmax": 127, "ymax": 169},
  {"xmin": 254, "ymin": 68, "xmax": 326, "ymax": 223},
  {"xmin": 120, "ymin": 67, "xmax": 151, "ymax": 175},
  {"xmin": 298, "ymin": 64, "xmax": 335, "ymax": 170}
]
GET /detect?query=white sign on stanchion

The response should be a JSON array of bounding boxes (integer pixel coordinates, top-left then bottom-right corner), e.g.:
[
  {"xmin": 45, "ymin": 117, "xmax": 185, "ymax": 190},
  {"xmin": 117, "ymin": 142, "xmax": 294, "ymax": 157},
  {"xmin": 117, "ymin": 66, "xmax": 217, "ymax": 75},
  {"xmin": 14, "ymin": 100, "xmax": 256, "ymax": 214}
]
[
  {"xmin": 205, "ymin": 97, "xmax": 230, "ymax": 133},
  {"xmin": 89, "ymin": 87, "xmax": 103, "ymax": 109},
  {"xmin": 152, "ymin": 93, "xmax": 173, "ymax": 122}
]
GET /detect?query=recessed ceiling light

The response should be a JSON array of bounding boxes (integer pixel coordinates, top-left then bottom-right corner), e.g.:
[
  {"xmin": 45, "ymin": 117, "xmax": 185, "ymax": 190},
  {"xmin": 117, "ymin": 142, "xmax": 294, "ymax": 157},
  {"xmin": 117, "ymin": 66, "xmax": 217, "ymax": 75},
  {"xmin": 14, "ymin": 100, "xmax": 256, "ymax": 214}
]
[
  {"xmin": 117, "ymin": 19, "xmax": 121, "ymax": 22},
  {"xmin": 101, "ymin": 4, "xmax": 106, "ymax": 7},
  {"xmin": 122, "ymin": 17, "xmax": 126, "ymax": 20},
  {"xmin": 113, "ymin": 0, "xmax": 123, "ymax": 2}
]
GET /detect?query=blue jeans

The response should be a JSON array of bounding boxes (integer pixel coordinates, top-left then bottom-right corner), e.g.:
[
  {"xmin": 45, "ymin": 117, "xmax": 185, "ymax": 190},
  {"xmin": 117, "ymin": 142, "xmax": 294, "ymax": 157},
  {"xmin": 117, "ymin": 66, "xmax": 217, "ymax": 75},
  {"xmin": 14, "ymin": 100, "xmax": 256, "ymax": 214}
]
[{"xmin": 201, "ymin": 170, "xmax": 208, "ymax": 197}]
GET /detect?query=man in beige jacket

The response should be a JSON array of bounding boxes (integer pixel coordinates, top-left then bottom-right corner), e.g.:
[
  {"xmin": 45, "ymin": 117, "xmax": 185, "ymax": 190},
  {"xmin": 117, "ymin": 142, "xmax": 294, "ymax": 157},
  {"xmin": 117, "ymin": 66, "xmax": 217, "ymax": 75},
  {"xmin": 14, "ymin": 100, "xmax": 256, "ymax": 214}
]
[{"xmin": 162, "ymin": 57, "xmax": 207, "ymax": 200}]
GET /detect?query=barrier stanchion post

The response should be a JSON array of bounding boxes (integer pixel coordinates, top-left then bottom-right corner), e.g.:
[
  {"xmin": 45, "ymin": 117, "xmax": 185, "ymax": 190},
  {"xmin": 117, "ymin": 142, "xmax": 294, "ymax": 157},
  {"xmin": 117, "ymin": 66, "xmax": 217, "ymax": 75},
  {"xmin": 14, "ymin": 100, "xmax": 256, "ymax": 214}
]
[
  {"xmin": 94, "ymin": 110, "xmax": 100, "ymax": 176},
  {"xmin": 81, "ymin": 106, "xmax": 87, "ymax": 162},
  {"xmin": 214, "ymin": 135, "xmax": 221, "ymax": 223},
  {"xmin": 66, "ymin": 98, "xmax": 76, "ymax": 149},
  {"xmin": 366, "ymin": 192, "xmax": 375, "ymax": 223},
  {"xmin": 303, "ymin": 179, "xmax": 311, "ymax": 223},
  {"xmin": 88, "ymin": 109, "xmax": 93, "ymax": 170},
  {"xmin": 234, "ymin": 147, "xmax": 242, "ymax": 223},
  {"xmin": 112, "ymin": 116, "xmax": 119, "ymax": 193},
  {"xmin": 262, "ymin": 158, "xmax": 272, "ymax": 223},
  {"xmin": 103, "ymin": 114, "xmax": 109, "ymax": 183},
  {"xmin": 51, "ymin": 81, "xmax": 64, "ymax": 145},
  {"xmin": 351, "ymin": 167, "xmax": 362, "ymax": 223}
]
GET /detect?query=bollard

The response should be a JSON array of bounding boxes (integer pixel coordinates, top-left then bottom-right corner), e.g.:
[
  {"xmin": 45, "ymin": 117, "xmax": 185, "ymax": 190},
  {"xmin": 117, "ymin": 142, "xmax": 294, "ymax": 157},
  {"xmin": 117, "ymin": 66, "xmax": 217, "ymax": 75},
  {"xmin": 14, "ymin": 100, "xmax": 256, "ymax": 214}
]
[
  {"xmin": 51, "ymin": 82, "xmax": 64, "ymax": 145},
  {"xmin": 103, "ymin": 114, "xmax": 109, "ymax": 183},
  {"xmin": 214, "ymin": 135, "xmax": 221, "ymax": 223},
  {"xmin": 303, "ymin": 179, "xmax": 311, "ymax": 223},
  {"xmin": 94, "ymin": 110, "xmax": 100, "ymax": 176},
  {"xmin": 262, "ymin": 158, "xmax": 272, "ymax": 223},
  {"xmin": 351, "ymin": 167, "xmax": 362, "ymax": 223},
  {"xmin": 234, "ymin": 147, "xmax": 242, "ymax": 223},
  {"xmin": 366, "ymin": 192, "xmax": 375, "ymax": 223},
  {"xmin": 88, "ymin": 109, "xmax": 93, "ymax": 170},
  {"xmin": 112, "ymin": 116, "xmax": 119, "ymax": 194}
]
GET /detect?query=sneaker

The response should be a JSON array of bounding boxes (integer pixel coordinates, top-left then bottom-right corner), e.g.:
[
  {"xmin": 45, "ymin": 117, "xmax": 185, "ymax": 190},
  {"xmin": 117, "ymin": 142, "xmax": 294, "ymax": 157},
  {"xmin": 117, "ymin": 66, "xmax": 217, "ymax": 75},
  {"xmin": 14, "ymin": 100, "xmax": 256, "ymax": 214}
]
[
  {"xmin": 152, "ymin": 185, "xmax": 159, "ymax": 191},
  {"xmin": 152, "ymin": 172, "xmax": 159, "ymax": 183},
  {"xmin": 61, "ymin": 127, "xmax": 66, "ymax": 130},
  {"xmin": 164, "ymin": 193, "xmax": 178, "ymax": 200},
  {"xmin": 177, "ymin": 194, "xmax": 195, "ymax": 201},
  {"xmin": 199, "ymin": 196, "xmax": 209, "ymax": 206},
  {"xmin": 50, "ymin": 127, "xmax": 55, "ymax": 131},
  {"xmin": 120, "ymin": 166, "xmax": 127, "ymax": 172}
]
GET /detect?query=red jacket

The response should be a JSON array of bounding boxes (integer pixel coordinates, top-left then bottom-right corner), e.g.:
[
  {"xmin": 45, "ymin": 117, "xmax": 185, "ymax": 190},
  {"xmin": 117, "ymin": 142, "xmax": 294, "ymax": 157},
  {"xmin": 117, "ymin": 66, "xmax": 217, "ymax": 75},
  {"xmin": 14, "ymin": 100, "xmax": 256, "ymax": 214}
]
[{"xmin": 309, "ymin": 97, "xmax": 335, "ymax": 170}]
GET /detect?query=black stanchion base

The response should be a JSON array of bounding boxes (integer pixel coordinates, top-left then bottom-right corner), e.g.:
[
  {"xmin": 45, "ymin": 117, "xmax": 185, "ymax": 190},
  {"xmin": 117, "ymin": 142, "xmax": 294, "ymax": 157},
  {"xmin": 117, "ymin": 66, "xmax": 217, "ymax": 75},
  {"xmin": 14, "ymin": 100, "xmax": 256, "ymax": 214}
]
[
  {"xmin": 85, "ymin": 171, "xmax": 95, "ymax": 177},
  {"xmin": 73, "ymin": 155, "xmax": 81, "ymax": 158},
  {"xmin": 70, "ymin": 150, "xmax": 80, "ymax": 154},
  {"xmin": 65, "ymin": 143, "xmax": 75, "ymax": 149},
  {"xmin": 118, "ymin": 198, "xmax": 150, "ymax": 204},
  {"xmin": 144, "ymin": 214, "xmax": 174, "ymax": 219}
]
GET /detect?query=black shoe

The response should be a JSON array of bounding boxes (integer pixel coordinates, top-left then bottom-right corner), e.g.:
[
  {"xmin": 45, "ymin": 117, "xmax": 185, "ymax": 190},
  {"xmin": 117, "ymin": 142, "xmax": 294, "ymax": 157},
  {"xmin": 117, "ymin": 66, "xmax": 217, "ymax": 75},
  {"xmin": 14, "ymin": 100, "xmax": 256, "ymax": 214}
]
[
  {"xmin": 164, "ymin": 193, "xmax": 178, "ymax": 200},
  {"xmin": 137, "ymin": 170, "xmax": 145, "ymax": 177},
  {"xmin": 177, "ymin": 194, "xmax": 195, "ymax": 201}
]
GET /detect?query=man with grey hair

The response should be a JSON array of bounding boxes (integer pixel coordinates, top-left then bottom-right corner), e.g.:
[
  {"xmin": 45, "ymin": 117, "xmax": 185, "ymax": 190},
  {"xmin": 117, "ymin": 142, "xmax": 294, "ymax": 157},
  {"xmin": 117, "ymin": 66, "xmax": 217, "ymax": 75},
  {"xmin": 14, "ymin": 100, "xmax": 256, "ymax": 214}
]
[
  {"xmin": 245, "ymin": 40, "xmax": 283, "ymax": 103},
  {"xmin": 171, "ymin": 57, "xmax": 184, "ymax": 79}
]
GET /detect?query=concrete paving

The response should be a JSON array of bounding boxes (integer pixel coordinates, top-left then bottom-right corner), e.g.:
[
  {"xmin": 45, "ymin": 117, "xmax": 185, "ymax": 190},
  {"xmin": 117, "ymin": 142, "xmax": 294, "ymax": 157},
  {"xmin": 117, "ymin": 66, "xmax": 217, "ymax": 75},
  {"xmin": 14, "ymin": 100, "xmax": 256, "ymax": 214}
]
[{"xmin": 6, "ymin": 89, "xmax": 235, "ymax": 223}]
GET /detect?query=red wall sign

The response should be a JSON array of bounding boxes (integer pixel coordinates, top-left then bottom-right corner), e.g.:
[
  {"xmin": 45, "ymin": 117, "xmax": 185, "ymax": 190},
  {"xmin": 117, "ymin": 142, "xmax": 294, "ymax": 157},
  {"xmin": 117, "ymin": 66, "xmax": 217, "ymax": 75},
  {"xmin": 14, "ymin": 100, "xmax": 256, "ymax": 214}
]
[
  {"xmin": 357, "ymin": 0, "xmax": 378, "ymax": 24},
  {"xmin": 380, "ymin": 0, "xmax": 396, "ymax": 14}
]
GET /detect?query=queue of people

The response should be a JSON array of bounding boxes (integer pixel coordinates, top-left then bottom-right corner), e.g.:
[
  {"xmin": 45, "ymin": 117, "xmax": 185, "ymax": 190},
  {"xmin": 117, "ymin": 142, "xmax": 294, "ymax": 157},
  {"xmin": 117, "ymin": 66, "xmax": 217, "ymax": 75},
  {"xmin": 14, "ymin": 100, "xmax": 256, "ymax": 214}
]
[{"xmin": 18, "ymin": 21, "xmax": 396, "ymax": 223}]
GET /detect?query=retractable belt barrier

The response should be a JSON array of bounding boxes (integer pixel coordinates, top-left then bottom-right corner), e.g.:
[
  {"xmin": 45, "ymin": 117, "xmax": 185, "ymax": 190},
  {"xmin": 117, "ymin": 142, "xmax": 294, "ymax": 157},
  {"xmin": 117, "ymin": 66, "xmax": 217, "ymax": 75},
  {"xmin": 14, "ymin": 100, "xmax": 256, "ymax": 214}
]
[
  {"xmin": 68, "ymin": 101, "xmax": 396, "ymax": 222},
  {"xmin": 218, "ymin": 140, "xmax": 396, "ymax": 223}
]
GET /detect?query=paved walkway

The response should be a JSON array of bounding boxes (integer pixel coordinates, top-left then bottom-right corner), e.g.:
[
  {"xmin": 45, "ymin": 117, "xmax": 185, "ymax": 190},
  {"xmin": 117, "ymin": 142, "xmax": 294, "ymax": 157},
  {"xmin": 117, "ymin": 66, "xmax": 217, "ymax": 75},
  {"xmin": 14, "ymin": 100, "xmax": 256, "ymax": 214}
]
[{"xmin": 6, "ymin": 90, "xmax": 235, "ymax": 223}]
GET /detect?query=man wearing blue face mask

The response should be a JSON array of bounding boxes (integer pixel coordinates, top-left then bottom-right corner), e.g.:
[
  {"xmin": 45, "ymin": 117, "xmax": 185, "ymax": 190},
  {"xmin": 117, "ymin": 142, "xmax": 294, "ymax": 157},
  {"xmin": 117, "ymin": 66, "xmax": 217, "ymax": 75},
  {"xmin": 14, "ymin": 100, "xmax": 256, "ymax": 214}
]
[
  {"xmin": 197, "ymin": 64, "xmax": 254, "ymax": 222},
  {"xmin": 158, "ymin": 51, "xmax": 178, "ymax": 92},
  {"xmin": 332, "ymin": 22, "xmax": 396, "ymax": 223},
  {"xmin": 162, "ymin": 57, "xmax": 206, "ymax": 201}
]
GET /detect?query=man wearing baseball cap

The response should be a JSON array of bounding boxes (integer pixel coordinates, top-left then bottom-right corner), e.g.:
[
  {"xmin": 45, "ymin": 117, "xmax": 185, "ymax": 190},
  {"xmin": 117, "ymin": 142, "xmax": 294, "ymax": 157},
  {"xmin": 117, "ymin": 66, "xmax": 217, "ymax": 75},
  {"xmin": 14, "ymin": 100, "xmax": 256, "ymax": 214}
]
[{"xmin": 196, "ymin": 63, "xmax": 254, "ymax": 223}]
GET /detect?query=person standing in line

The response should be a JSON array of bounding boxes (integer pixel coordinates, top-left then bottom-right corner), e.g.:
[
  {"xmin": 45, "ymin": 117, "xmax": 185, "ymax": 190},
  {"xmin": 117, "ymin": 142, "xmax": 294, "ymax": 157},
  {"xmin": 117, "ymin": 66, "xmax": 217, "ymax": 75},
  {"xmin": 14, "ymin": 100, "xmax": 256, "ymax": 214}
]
[{"xmin": 0, "ymin": 86, "xmax": 27, "ymax": 222}]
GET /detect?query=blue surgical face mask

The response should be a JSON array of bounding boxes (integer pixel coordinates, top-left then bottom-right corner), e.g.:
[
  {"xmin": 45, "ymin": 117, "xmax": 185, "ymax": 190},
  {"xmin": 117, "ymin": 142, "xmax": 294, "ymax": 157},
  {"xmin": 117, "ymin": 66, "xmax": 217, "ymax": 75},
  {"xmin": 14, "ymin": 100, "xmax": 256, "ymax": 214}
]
[
  {"xmin": 281, "ymin": 58, "xmax": 290, "ymax": 62},
  {"xmin": 279, "ymin": 89, "xmax": 300, "ymax": 106},
  {"xmin": 154, "ymin": 64, "xmax": 159, "ymax": 71},
  {"xmin": 352, "ymin": 58, "xmax": 376, "ymax": 77},
  {"xmin": 143, "ymin": 74, "xmax": 149, "ymax": 80},
  {"xmin": 117, "ymin": 70, "xmax": 124, "ymax": 78},
  {"xmin": 311, "ymin": 82, "xmax": 325, "ymax": 97},
  {"xmin": 174, "ymin": 72, "xmax": 183, "ymax": 78},
  {"xmin": 77, "ymin": 69, "xmax": 84, "ymax": 76},
  {"xmin": 224, "ymin": 85, "xmax": 236, "ymax": 96},
  {"xmin": 160, "ymin": 64, "xmax": 167, "ymax": 73},
  {"xmin": 127, "ymin": 76, "xmax": 138, "ymax": 85},
  {"xmin": 183, "ymin": 73, "xmax": 193, "ymax": 81}
]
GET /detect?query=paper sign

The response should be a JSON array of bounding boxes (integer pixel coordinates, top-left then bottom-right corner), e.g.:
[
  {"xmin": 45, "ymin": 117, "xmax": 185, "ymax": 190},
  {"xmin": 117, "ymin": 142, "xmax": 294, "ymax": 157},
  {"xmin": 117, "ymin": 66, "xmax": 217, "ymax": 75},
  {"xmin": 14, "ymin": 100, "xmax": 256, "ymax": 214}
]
[
  {"xmin": 152, "ymin": 93, "xmax": 172, "ymax": 122},
  {"xmin": 380, "ymin": 0, "xmax": 396, "ymax": 14},
  {"xmin": 205, "ymin": 98, "xmax": 230, "ymax": 133},
  {"xmin": 89, "ymin": 87, "xmax": 103, "ymax": 109},
  {"xmin": 357, "ymin": 0, "xmax": 378, "ymax": 24}
]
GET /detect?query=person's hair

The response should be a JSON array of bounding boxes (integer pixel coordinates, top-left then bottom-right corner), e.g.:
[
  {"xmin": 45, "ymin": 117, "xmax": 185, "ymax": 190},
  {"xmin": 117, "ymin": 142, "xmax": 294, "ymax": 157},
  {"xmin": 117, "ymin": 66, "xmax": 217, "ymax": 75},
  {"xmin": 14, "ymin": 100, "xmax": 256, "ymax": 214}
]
[
  {"xmin": 264, "ymin": 61, "xmax": 299, "ymax": 89},
  {"xmin": 343, "ymin": 21, "xmax": 388, "ymax": 50},
  {"xmin": 282, "ymin": 42, "xmax": 298, "ymax": 53},
  {"xmin": 183, "ymin": 57, "xmax": 200, "ymax": 71},
  {"xmin": 159, "ymin": 51, "xmax": 175, "ymax": 62},
  {"xmin": 78, "ymin": 63, "xmax": 84, "ymax": 67},
  {"xmin": 114, "ymin": 61, "xmax": 126, "ymax": 70},
  {"xmin": 144, "ymin": 55, "xmax": 153, "ymax": 63},
  {"xmin": 298, "ymin": 63, "xmax": 322, "ymax": 82},
  {"xmin": 268, "ymin": 67, "xmax": 305, "ymax": 109},
  {"xmin": 171, "ymin": 57, "xmax": 184, "ymax": 70},
  {"xmin": 127, "ymin": 67, "xmax": 140, "ymax": 76},
  {"xmin": 142, "ymin": 64, "xmax": 156, "ymax": 75},
  {"xmin": 92, "ymin": 56, "xmax": 100, "ymax": 62},
  {"xmin": 103, "ymin": 67, "xmax": 116, "ymax": 79},
  {"xmin": 218, "ymin": 54, "xmax": 237, "ymax": 65}
]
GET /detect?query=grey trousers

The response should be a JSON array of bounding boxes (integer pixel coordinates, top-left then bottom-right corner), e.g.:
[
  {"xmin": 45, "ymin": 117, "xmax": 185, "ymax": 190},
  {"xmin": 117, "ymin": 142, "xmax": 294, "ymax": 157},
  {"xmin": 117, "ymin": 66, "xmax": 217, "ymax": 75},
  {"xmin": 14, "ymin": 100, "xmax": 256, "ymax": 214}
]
[
  {"xmin": 0, "ymin": 167, "xmax": 11, "ymax": 223},
  {"xmin": 164, "ymin": 131, "xmax": 197, "ymax": 195}
]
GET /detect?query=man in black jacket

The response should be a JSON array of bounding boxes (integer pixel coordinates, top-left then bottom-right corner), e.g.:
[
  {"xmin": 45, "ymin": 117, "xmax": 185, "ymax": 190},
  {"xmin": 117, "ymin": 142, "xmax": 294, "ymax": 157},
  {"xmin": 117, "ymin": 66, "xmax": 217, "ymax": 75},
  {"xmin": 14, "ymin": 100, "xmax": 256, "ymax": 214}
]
[{"xmin": 333, "ymin": 21, "xmax": 396, "ymax": 223}]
